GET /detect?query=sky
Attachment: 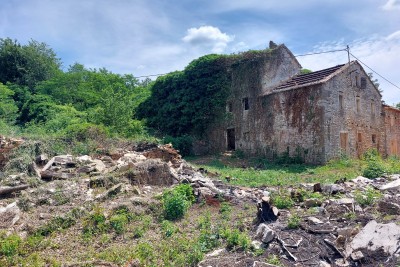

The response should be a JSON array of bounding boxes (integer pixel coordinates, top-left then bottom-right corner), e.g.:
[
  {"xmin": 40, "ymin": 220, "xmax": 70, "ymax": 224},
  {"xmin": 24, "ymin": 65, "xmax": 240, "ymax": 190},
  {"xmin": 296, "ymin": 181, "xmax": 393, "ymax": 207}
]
[{"xmin": 1, "ymin": 0, "xmax": 400, "ymax": 104}]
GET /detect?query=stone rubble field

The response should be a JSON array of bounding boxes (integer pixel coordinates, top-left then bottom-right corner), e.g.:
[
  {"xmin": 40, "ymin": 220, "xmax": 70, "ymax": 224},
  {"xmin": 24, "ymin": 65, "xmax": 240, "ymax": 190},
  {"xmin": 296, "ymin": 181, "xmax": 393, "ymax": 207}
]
[{"xmin": 1, "ymin": 135, "xmax": 400, "ymax": 266}]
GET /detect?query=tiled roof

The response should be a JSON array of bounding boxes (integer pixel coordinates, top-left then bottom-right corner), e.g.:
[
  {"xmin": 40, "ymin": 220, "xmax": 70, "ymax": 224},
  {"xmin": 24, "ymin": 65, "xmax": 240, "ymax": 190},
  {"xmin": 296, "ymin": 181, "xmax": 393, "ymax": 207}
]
[{"xmin": 273, "ymin": 64, "xmax": 346, "ymax": 91}]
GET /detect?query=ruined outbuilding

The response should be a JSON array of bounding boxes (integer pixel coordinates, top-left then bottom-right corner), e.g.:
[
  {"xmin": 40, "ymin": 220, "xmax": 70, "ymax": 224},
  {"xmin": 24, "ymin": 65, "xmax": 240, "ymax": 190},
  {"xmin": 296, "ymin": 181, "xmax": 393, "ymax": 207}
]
[{"xmin": 197, "ymin": 42, "xmax": 400, "ymax": 164}]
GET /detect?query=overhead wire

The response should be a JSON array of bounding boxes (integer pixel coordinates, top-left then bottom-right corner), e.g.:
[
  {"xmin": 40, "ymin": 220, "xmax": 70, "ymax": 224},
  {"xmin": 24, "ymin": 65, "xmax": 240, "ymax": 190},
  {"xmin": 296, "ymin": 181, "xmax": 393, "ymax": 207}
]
[{"xmin": 132, "ymin": 47, "xmax": 400, "ymax": 92}]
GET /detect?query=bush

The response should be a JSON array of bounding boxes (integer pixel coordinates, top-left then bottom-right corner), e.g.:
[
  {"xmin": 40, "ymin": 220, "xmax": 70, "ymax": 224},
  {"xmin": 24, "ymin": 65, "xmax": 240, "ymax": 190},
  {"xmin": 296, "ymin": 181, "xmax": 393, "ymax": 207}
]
[
  {"xmin": 363, "ymin": 160, "xmax": 386, "ymax": 179},
  {"xmin": 0, "ymin": 233, "xmax": 21, "ymax": 257},
  {"xmin": 287, "ymin": 214, "xmax": 301, "ymax": 229},
  {"xmin": 272, "ymin": 194, "xmax": 294, "ymax": 209},
  {"xmin": 222, "ymin": 229, "xmax": 251, "ymax": 251},
  {"xmin": 163, "ymin": 184, "xmax": 195, "ymax": 221}
]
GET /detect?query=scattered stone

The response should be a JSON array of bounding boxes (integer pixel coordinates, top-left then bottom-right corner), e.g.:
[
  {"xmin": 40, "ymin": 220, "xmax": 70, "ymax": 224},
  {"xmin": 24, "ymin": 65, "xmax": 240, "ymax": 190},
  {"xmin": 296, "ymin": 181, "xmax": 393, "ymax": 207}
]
[
  {"xmin": 302, "ymin": 198, "xmax": 322, "ymax": 208},
  {"xmin": 313, "ymin": 183, "xmax": 322, "ymax": 192},
  {"xmin": 251, "ymin": 240, "xmax": 262, "ymax": 250},
  {"xmin": 307, "ymin": 216, "xmax": 323, "ymax": 225},
  {"xmin": 380, "ymin": 179, "xmax": 400, "ymax": 191},
  {"xmin": 255, "ymin": 223, "xmax": 276, "ymax": 244},
  {"xmin": 0, "ymin": 202, "xmax": 21, "ymax": 228},
  {"xmin": 206, "ymin": 248, "xmax": 225, "ymax": 257},
  {"xmin": 351, "ymin": 176, "xmax": 371, "ymax": 184},
  {"xmin": 350, "ymin": 251, "xmax": 364, "ymax": 261},
  {"xmin": 345, "ymin": 220, "xmax": 400, "ymax": 257},
  {"xmin": 322, "ymin": 184, "xmax": 345, "ymax": 194},
  {"xmin": 95, "ymin": 183, "xmax": 123, "ymax": 200},
  {"xmin": 334, "ymin": 259, "xmax": 350, "ymax": 267},
  {"xmin": 319, "ymin": 260, "xmax": 331, "ymax": 267}
]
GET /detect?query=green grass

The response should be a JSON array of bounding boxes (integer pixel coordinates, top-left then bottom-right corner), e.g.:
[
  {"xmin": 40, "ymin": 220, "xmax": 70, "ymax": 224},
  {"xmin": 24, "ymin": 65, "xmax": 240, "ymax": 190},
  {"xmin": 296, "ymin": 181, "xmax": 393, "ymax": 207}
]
[{"xmin": 188, "ymin": 156, "xmax": 363, "ymax": 187}]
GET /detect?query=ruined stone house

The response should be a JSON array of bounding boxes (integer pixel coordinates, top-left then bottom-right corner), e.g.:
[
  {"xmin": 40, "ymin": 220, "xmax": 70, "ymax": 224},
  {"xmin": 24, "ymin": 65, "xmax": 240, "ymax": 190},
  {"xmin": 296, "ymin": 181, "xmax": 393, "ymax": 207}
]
[{"xmin": 196, "ymin": 43, "xmax": 400, "ymax": 164}]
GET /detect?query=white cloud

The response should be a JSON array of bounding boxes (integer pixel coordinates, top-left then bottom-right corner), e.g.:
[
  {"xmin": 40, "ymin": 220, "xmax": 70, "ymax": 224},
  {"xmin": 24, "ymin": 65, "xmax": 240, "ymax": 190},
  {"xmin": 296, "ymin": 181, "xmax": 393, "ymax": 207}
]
[
  {"xmin": 182, "ymin": 26, "xmax": 234, "ymax": 53},
  {"xmin": 297, "ymin": 33, "xmax": 400, "ymax": 104},
  {"xmin": 382, "ymin": 0, "xmax": 400, "ymax": 10}
]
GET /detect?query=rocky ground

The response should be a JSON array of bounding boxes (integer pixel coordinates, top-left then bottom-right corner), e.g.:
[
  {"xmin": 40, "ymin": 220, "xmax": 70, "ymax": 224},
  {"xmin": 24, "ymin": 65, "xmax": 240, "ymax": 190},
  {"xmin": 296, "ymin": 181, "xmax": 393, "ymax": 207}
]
[{"xmin": 1, "ymin": 135, "xmax": 400, "ymax": 266}]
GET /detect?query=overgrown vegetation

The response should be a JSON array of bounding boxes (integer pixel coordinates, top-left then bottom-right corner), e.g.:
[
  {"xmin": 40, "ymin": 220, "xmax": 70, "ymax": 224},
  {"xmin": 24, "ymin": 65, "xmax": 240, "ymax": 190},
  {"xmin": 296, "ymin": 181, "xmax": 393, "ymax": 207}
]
[{"xmin": 162, "ymin": 184, "xmax": 195, "ymax": 220}]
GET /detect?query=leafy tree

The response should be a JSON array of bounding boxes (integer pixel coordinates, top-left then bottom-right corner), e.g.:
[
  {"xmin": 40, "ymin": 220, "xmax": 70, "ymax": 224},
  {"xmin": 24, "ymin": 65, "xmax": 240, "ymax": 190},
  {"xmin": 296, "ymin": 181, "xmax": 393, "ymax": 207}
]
[
  {"xmin": 368, "ymin": 72, "xmax": 381, "ymax": 92},
  {"xmin": 396, "ymin": 103, "xmax": 400, "ymax": 109},
  {"xmin": 0, "ymin": 38, "xmax": 61, "ymax": 89},
  {"xmin": 137, "ymin": 54, "xmax": 231, "ymax": 137},
  {"xmin": 0, "ymin": 83, "xmax": 18, "ymax": 123}
]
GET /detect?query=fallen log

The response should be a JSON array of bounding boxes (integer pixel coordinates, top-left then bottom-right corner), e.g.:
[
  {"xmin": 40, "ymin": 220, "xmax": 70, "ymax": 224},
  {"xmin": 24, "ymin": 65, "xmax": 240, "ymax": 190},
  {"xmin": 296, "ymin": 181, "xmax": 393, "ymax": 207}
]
[
  {"xmin": 0, "ymin": 184, "xmax": 29, "ymax": 196},
  {"xmin": 40, "ymin": 170, "xmax": 75, "ymax": 180}
]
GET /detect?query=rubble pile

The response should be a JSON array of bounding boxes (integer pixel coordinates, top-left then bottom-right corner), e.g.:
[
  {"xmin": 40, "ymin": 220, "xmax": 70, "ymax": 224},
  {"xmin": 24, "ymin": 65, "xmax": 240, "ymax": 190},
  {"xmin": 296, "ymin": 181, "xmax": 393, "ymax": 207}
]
[{"xmin": 0, "ymin": 141, "xmax": 400, "ymax": 266}]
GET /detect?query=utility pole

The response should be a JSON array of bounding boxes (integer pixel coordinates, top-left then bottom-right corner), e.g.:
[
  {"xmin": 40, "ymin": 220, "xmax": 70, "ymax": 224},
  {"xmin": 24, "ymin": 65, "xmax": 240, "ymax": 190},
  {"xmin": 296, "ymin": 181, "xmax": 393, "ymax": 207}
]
[{"xmin": 346, "ymin": 45, "xmax": 350, "ymax": 64}]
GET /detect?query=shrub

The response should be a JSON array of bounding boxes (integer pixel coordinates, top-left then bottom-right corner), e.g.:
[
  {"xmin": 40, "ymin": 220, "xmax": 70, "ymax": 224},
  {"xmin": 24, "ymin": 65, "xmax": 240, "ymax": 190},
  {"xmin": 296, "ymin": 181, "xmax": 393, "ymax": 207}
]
[
  {"xmin": 272, "ymin": 194, "xmax": 294, "ymax": 209},
  {"xmin": 287, "ymin": 214, "xmax": 301, "ymax": 229},
  {"xmin": 222, "ymin": 229, "xmax": 251, "ymax": 251},
  {"xmin": 161, "ymin": 220, "xmax": 177, "ymax": 237},
  {"xmin": 163, "ymin": 184, "xmax": 195, "ymax": 221},
  {"xmin": 82, "ymin": 206, "xmax": 108, "ymax": 237},
  {"xmin": 354, "ymin": 186, "xmax": 382, "ymax": 207},
  {"xmin": 0, "ymin": 233, "xmax": 21, "ymax": 257},
  {"xmin": 363, "ymin": 160, "xmax": 386, "ymax": 179}
]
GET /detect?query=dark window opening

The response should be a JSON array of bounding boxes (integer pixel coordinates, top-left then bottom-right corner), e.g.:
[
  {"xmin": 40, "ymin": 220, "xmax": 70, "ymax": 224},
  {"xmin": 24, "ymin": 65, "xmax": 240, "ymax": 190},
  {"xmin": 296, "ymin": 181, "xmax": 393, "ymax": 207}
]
[
  {"xmin": 227, "ymin": 102, "xmax": 233, "ymax": 112},
  {"xmin": 360, "ymin": 77, "xmax": 367, "ymax": 89},
  {"xmin": 227, "ymin": 128, "xmax": 235, "ymax": 151},
  {"xmin": 243, "ymin": 97, "xmax": 249, "ymax": 110},
  {"xmin": 372, "ymin": 134, "xmax": 376, "ymax": 144},
  {"xmin": 339, "ymin": 94, "xmax": 344, "ymax": 110},
  {"xmin": 358, "ymin": 133, "xmax": 362, "ymax": 143}
]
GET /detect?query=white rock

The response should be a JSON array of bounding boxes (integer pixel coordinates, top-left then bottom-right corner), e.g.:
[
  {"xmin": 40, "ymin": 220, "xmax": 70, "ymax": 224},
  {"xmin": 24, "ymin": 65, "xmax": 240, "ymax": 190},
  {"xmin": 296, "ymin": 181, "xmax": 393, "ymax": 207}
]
[
  {"xmin": 345, "ymin": 220, "xmax": 400, "ymax": 257},
  {"xmin": 307, "ymin": 216, "xmax": 323, "ymax": 224},
  {"xmin": 255, "ymin": 223, "xmax": 276, "ymax": 244},
  {"xmin": 0, "ymin": 202, "xmax": 21, "ymax": 228},
  {"xmin": 380, "ymin": 179, "xmax": 400, "ymax": 191},
  {"xmin": 76, "ymin": 155, "xmax": 92, "ymax": 163},
  {"xmin": 351, "ymin": 176, "xmax": 371, "ymax": 184}
]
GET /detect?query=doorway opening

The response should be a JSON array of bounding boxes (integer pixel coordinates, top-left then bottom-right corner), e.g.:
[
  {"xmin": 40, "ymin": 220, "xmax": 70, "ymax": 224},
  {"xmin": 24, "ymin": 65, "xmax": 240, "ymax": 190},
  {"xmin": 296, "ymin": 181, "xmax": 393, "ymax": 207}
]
[{"xmin": 227, "ymin": 128, "xmax": 235, "ymax": 151}]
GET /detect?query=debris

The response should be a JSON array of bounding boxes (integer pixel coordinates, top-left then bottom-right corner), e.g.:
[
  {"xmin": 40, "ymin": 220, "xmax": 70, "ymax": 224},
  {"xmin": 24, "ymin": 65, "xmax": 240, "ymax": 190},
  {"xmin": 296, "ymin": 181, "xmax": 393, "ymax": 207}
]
[
  {"xmin": 0, "ymin": 184, "xmax": 29, "ymax": 196},
  {"xmin": 0, "ymin": 202, "xmax": 21, "ymax": 228},
  {"xmin": 95, "ymin": 183, "xmax": 123, "ymax": 200},
  {"xmin": 345, "ymin": 220, "xmax": 400, "ymax": 258},
  {"xmin": 377, "ymin": 200, "xmax": 400, "ymax": 215},
  {"xmin": 350, "ymin": 250, "xmax": 364, "ymax": 261},
  {"xmin": 255, "ymin": 223, "xmax": 276, "ymax": 244},
  {"xmin": 380, "ymin": 179, "xmax": 400, "ymax": 191}
]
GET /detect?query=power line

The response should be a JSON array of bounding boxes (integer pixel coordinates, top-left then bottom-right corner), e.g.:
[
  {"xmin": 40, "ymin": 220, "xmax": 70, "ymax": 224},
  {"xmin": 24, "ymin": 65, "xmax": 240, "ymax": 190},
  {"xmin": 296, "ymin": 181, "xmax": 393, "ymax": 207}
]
[
  {"xmin": 294, "ymin": 48, "xmax": 347, "ymax": 57},
  {"xmin": 349, "ymin": 52, "xmax": 400, "ymax": 91}
]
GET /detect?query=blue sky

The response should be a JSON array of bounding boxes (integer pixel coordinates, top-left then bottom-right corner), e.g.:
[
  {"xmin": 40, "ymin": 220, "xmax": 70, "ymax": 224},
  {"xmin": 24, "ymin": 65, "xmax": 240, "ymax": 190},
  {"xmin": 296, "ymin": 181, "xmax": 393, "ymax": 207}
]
[{"xmin": 1, "ymin": 0, "xmax": 400, "ymax": 104}]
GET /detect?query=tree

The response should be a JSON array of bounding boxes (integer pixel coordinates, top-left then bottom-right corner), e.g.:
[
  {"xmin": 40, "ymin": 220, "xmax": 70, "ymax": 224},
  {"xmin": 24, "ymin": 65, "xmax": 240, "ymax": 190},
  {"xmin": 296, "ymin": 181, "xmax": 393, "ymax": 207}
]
[
  {"xmin": 368, "ymin": 72, "xmax": 381, "ymax": 93},
  {"xmin": 396, "ymin": 103, "xmax": 400, "ymax": 109},
  {"xmin": 0, "ymin": 83, "xmax": 18, "ymax": 123},
  {"xmin": 0, "ymin": 38, "xmax": 61, "ymax": 89}
]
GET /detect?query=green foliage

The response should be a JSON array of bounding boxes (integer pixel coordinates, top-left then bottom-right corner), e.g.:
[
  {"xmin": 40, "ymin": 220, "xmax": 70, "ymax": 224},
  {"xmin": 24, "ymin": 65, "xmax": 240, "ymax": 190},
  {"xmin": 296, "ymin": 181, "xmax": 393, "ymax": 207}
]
[
  {"xmin": 162, "ymin": 184, "xmax": 194, "ymax": 220},
  {"xmin": 266, "ymin": 255, "xmax": 282, "ymax": 266},
  {"xmin": 0, "ymin": 233, "xmax": 21, "ymax": 257},
  {"xmin": 272, "ymin": 192, "xmax": 295, "ymax": 209},
  {"xmin": 0, "ymin": 83, "xmax": 18, "ymax": 123},
  {"xmin": 82, "ymin": 206, "xmax": 108, "ymax": 237},
  {"xmin": 163, "ymin": 135, "xmax": 193, "ymax": 156},
  {"xmin": 287, "ymin": 214, "xmax": 301, "ymax": 229},
  {"xmin": 300, "ymin": 68, "xmax": 312, "ymax": 74},
  {"xmin": 222, "ymin": 228, "xmax": 251, "ymax": 251},
  {"xmin": 161, "ymin": 220, "xmax": 177, "ymax": 237},
  {"xmin": 354, "ymin": 186, "xmax": 382, "ymax": 207},
  {"xmin": 35, "ymin": 215, "xmax": 76, "ymax": 236},
  {"xmin": 362, "ymin": 149, "xmax": 386, "ymax": 179},
  {"xmin": 197, "ymin": 212, "xmax": 221, "ymax": 252},
  {"xmin": 137, "ymin": 54, "xmax": 232, "ymax": 138}
]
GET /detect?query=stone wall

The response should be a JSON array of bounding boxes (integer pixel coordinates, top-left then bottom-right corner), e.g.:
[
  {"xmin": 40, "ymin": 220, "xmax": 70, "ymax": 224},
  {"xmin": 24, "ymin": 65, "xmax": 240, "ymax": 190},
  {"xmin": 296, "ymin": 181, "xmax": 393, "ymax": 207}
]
[
  {"xmin": 383, "ymin": 105, "xmax": 400, "ymax": 157},
  {"xmin": 320, "ymin": 62, "xmax": 383, "ymax": 162}
]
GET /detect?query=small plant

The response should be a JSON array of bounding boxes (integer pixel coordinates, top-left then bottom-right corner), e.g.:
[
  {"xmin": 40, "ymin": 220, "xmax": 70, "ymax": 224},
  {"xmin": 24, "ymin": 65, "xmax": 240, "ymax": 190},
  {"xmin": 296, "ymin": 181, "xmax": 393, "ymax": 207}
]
[
  {"xmin": 287, "ymin": 214, "xmax": 301, "ymax": 229},
  {"xmin": 82, "ymin": 206, "xmax": 108, "ymax": 237},
  {"xmin": 222, "ymin": 228, "xmax": 251, "ymax": 251},
  {"xmin": 161, "ymin": 220, "xmax": 177, "ymax": 237},
  {"xmin": 272, "ymin": 193, "xmax": 294, "ymax": 209},
  {"xmin": 162, "ymin": 184, "xmax": 194, "ymax": 221},
  {"xmin": 219, "ymin": 202, "xmax": 232, "ymax": 219},
  {"xmin": 354, "ymin": 186, "xmax": 382, "ymax": 207},
  {"xmin": 266, "ymin": 254, "xmax": 282, "ymax": 266},
  {"xmin": 0, "ymin": 233, "xmax": 21, "ymax": 257},
  {"xmin": 363, "ymin": 160, "xmax": 386, "ymax": 179}
]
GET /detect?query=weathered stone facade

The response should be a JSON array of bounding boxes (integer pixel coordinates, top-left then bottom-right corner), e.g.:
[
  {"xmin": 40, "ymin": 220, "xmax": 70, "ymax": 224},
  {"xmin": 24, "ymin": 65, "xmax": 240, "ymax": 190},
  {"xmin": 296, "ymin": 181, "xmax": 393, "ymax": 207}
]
[{"xmin": 196, "ymin": 43, "xmax": 399, "ymax": 164}]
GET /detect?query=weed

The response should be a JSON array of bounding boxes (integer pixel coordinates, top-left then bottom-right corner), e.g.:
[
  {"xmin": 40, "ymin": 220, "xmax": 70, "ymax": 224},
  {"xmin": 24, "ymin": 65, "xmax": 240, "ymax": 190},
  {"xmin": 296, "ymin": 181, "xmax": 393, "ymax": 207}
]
[
  {"xmin": 82, "ymin": 206, "xmax": 108, "ymax": 237},
  {"xmin": 287, "ymin": 214, "xmax": 301, "ymax": 229},
  {"xmin": 161, "ymin": 220, "xmax": 177, "ymax": 237},
  {"xmin": 266, "ymin": 254, "xmax": 282, "ymax": 266},
  {"xmin": 222, "ymin": 228, "xmax": 251, "ymax": 251},
  {"xmin": 163, "ymin": 184, "xmax": 194, "ymax": 220},
  {"xmin": 272, "ymin": 193, "xmax": 294, "ymax": 209},
  {"xmin": 35, "ymin": 215, "xmax": 76, "ymax": 236},
  {"xmin": 0, "ymin": 233, "xmax": 21, "ymax": 257},
  {"xmin": 219, "ymin": 202, "xmax": 232, "ymax": 219},
  {"xmin": 354, "ymin": 186, "xmax": 382, "ymax": 207},
  {"xmin": 363, "ymin": 160, "xmax": 386, "ymax": 179}
]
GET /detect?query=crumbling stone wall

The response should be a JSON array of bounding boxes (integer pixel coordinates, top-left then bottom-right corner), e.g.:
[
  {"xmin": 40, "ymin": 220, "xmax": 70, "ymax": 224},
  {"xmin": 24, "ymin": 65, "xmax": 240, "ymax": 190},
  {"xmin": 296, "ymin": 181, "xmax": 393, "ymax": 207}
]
[
  {"xmin": 320, "ymin": 62, "xmax": 383, "ymax": 162},
  {"xmin": 383, "ymin": 105, "xmax": 400, "ymax": 157}
]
